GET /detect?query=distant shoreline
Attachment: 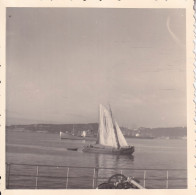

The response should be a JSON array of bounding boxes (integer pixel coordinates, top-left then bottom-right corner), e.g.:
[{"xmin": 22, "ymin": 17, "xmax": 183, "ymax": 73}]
[{"xmin": 6, "ymin": 124, "xmax": 187, "ymax": 140}]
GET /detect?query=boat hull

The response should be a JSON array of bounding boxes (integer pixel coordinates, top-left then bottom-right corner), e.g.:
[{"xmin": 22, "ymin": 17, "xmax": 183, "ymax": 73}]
[
  {"xmin": 60, "ymin": 132, "xmax": 97, "ymax": 141},
  {"xmin": 67, "ymin": 148, "xmax": 78, "ymax": 151},
  {"xmin": 60, "ymin": 132, "xmax": 84, "ymax": 140},
  {"xmin": 82, "ymin": 145, "xmax": 134, "ymax": 155}
]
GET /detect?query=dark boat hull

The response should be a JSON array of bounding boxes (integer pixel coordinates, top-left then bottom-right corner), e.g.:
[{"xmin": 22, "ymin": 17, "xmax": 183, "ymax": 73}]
[
  {"xmin": 82, "ymin": 145, "xmax": 134, "ymax": 155},
  {"xmin": 60, "ymin": 132, "xmax": 84, "ymax": 140},
  {"xmin": 61, "ymin": 136, "xmax": 84, "ymax": 140},
  {"xmin": 67, "ymin": 148, "xmax": 78, "ymax": 151}
]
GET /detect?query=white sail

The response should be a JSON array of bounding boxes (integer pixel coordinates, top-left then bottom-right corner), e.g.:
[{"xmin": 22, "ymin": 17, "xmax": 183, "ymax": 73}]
[
  {"xmin": 115, "ymin": 121, "xmax": 129, "ymax": 147},
  {"xmin": 97, "ymin": 104, "xmax": 118, "ymax": 148},
  {"xmin": 81, "ymin": 131, "xmax": 86, "ymax": 137},
  {"xmin": 60, "ymin": 131, "xmax": 63, "ymax": 138}
]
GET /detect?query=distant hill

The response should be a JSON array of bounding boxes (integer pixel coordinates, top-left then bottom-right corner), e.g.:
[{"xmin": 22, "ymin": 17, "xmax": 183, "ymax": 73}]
[
  {"xmin": 6, "ymin": 123, "xmax": 98, "ymax": 136},
  {"xmin": 121, "ymin": 127, "xmax": 187, "ymax": 139},
  {"xmin": 6, "ymin": 123, "xmax": 187, "ymax": 139}
]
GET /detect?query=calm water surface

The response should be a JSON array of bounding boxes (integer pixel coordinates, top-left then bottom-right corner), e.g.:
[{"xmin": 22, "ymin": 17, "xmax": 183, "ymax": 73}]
[{"xmin": 6, "ymin": 130, "xmax": 187, "ymax": 189}]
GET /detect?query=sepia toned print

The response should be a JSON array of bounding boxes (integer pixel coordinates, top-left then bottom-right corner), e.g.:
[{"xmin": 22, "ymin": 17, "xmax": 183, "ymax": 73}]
[{"xmin": 0, "ymin": 0, "xmax": 194, "ymax": 194}]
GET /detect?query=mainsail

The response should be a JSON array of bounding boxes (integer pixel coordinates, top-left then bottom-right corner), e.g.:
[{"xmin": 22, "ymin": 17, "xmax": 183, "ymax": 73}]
[{"xmin": 96, "ymin": 104, "xmax": 128, "ymax": 148}]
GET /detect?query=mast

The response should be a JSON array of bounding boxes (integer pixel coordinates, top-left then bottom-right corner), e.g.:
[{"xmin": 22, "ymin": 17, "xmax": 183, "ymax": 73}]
[
  {"xmin": 108, "ymin": 104, "xmax": 120, "ymax": 149},
  {"xmin": 96, "ymin": 104, "xmax": 101, "ymax": 144},
  {"xmin": 72, "ymin": 124, "xmax": 75, "ymax": 135}
]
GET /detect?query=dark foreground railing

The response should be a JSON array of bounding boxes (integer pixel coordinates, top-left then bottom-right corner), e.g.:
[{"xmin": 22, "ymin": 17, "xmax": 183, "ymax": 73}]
[{"xmin": 6, "ymin": 163, "xmax": 187, "ymax": 189}]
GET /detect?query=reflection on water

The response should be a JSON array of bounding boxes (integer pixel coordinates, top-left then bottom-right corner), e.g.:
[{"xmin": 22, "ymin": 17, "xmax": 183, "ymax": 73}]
[
  {"xmin": 92, "ymin": 153, "xmax": 134, "ymax": 183},
  {"xmin": 94, "ymin": 153, "xmax": 134, "ymax": 168},
  {"xmin": 82, "ymin": 140, "xmax": 86, "ymax": 144}
]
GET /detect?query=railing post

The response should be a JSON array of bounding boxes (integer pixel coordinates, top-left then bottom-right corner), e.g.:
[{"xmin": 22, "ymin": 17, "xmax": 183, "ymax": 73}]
[
  {"xmin": 93, "ymin": 167, "xmax": 99, "ymax": 189},
  {"xmin": 66, "ymin": 167, "xmax": 69, "ymax": 189},
  {"xmin": 143, "ymin": 170, "xmax": 146, "ymax": 188},
  {"xmin": 95, "ymin": 167, "xmax": 99, "ymax": 188},
  {"xmin": 35, "ymin": 165, "xmax": 39, "ymax": 189},
  {"xmin": 6, "ymin": 163, "xmax": 11, "ymax": 189},
  {"xmin": 92, "ymin": 168, "xmax": 96, "ymax": 189},
  {"xmin": 166, "ymin": 170, "xmax": 169, "ymax": 189}
]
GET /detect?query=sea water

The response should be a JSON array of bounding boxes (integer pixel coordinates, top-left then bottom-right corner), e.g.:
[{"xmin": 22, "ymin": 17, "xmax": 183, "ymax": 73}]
[{"xmin": 6, "ymin": 130, "xmax": 187, "ymax": 189}]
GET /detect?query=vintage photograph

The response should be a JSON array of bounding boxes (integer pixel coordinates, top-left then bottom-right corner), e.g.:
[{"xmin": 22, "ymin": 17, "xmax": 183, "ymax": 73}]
[{"xmin": 6, "ymin": 7, "xmax": 187, "ymax": 189}]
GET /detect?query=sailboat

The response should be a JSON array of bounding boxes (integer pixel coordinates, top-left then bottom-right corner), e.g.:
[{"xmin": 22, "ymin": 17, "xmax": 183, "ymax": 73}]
[
  {"xmin": 82, "ymin": 104, "xmax": 135, "ymax": 155},
  {"xmin": 60, "ymin": 124, "xmax": 84, "ymax": 140},
  {"xmin": 60, "ymin": 131, "xmax": 84, "ymax": 140}
]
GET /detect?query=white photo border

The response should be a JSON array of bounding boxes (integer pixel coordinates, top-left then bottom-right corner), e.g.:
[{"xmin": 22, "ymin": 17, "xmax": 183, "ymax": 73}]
[{"xmin": 0, "ymin": 0, "xmax": 194, "ymax": 195}]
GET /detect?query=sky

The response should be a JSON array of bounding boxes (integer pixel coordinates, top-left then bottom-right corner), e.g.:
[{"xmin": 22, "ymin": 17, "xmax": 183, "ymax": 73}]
[{"xmin": 6, "ymin": 8, "xmax": 186, "ymax": 128}]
